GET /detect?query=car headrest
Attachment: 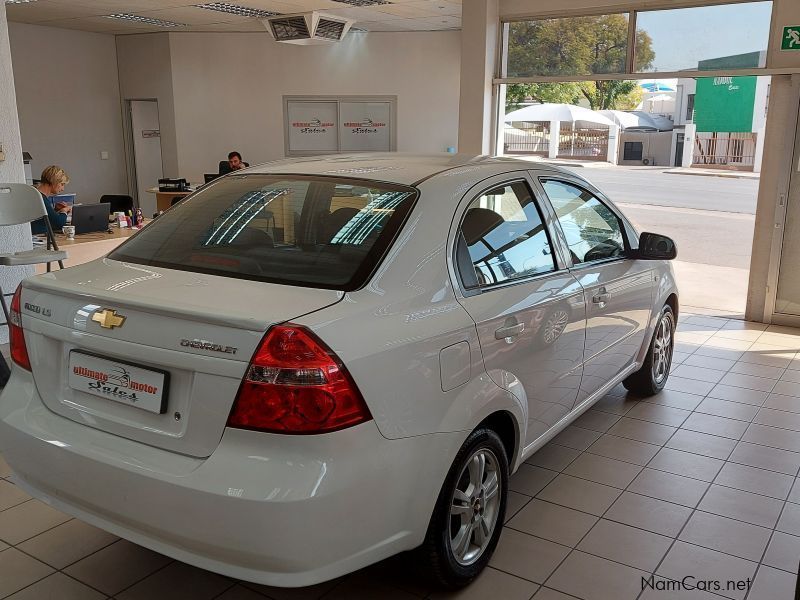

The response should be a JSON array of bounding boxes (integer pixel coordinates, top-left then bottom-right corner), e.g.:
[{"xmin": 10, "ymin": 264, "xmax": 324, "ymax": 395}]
[{"xmin": 461, "ymin": 207, "xmax": 504, "ymax": 246}]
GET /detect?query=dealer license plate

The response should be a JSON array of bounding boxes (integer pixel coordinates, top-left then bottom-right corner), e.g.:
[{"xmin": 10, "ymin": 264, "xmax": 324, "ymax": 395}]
[{"xmin": 68, "ymin": 351, "xmax": 169, "ymax": 414}]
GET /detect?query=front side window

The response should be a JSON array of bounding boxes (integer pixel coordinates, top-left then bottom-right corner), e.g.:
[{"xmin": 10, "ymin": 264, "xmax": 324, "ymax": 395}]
[
  {"xmin": 109, "ymin": 175, "xmax": 416, "ymax": 290},
  {"xmin": 457, "ymin": 181, "xmax": 555, "ymax": 288},
  {"xmin": 541, "ymin": 180, "xmax": 626, "ymax": 265}
]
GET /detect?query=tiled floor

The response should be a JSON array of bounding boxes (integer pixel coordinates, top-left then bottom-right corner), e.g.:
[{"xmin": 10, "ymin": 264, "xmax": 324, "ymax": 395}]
[{"xmin": 1, "ymin": 314, "xmax": 800, "ymax": 599}]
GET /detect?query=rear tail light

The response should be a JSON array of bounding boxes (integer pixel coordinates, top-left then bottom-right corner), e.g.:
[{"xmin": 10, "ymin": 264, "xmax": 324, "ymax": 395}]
[
  {"xmin": 9, "ymin": 284, "xmax": 31, "ymax": 371},
  {"xmin": 227, "ymin": 324, "xmax": 372, "ymax": 434}
]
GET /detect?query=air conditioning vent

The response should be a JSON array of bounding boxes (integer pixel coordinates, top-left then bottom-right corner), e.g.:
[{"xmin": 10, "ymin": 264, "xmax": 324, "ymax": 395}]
[
  {"xmin": 315, "ymin": 18, "xmax": 346, "ymax": 40},
  {"xmin": 269, "ymin": 16, "xmax": 310, "ymax": 40},
  {"xmin": 642, "ymin": 156, "xmax": 655, "ymax": 166},
  {"xmin": 263, "ymin": 12, "xmax": 354, "ymax": 45}
]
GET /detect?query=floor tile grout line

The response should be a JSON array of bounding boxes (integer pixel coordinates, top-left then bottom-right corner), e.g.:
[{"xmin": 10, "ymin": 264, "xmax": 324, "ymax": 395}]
[
  {"xmin": 534, "ymin": 382, "xmax": 709, "ymax": 600},
  {"xmin": 4, "ymin": 519, "xmax": 119, "ymax": 573},
  {"xmin": 0, "ymin": 555, "xmax": 52, "ymax": 600},
  {"xmin": 210, "ymin": 582, "xmax": 241, "ymax": 599},
  {"xmin": 100, "ymin": 557, "xmax": 176, "ymax": 598}
]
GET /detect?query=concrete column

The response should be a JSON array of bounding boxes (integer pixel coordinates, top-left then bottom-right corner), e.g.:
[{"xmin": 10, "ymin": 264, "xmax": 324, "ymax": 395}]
[
  {"xmin": 607, "ymin": 124, "xmax": 619, "ymax": 165},
  {"xmin": 548, "ymin": 121, "xmax": 560, "ymax": 159},
  {"xmin": 457, "ymin": 0, "xmax": 499, "ymax": 155},
  {"xmin": 753, "ymin": 126, "xmax": 766, "ymax": 173},
  {"xmin": 747, "ymin": 74, "xmax": 800, "ymax": 322},
  {"xmin": 0, "ymin": 3, "xmax": 33, "ymax": 343},
  {"xmin": 682, "ymin": 123, "xmax": 696, "ymax": 168},
  {"xmin": 495, "ymin": 85, "xmax": 507, "ymax": 157}
]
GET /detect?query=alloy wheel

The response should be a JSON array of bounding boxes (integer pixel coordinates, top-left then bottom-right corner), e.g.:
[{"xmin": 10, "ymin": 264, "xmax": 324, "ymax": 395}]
[
  {"xmin": 651, "ymin": 313, "xmax": 673, "ymax": 384},
  {"xmin": 448, "ymin": 448, "xmax": 502, "ymax": 566}
]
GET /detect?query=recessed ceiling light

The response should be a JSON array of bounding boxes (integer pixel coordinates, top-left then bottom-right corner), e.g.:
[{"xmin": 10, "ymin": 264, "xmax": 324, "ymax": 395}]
[
  {"xmin": 331, "ymin": 0, "xmax": 391, "ymax": 6},
  {"xmin": 5, "ymin": 0, "xmax": 40, "ymax": 4},
  {"xmin": 104, "ymin": 13, "xmax": 187, "ymax": 27},
  {"xmin": 195, "ymin": 2, "xmax": 279, "ymax": 19}
]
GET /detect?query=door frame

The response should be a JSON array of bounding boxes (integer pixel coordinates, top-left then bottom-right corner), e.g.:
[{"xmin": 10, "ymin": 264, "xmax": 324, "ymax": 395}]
[{"xmin": 122, "ymin": 99, "xmax": 163, "ymax": 210}]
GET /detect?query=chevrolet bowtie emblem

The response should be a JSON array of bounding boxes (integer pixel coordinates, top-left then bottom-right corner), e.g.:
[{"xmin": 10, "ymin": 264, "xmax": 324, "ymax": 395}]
[{"xmin": 91, "ymin": 309, "xmax": 126, "ymax": 329}]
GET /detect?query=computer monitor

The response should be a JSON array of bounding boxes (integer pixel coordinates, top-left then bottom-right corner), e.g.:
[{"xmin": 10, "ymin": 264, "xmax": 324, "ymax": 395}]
[
  {"xmin": 72, "ymin": 203, "xmax": 110, "ymax": 234},
  {"xmin": 204, "ymin": 173, "xmax": 221, "ymax": 184}
]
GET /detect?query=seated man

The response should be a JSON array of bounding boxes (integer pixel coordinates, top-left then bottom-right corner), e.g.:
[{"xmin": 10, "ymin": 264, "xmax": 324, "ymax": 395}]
[{"xmin": 219, "ymin": 151, "xmax": 249, "ymax": 175}]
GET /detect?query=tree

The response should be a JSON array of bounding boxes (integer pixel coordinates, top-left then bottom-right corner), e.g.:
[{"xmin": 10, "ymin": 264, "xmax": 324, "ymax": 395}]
[
  {"xmin": 505, "ymin": 83, "xmax": 582, "ymax": 111},
  {"xmin": 506, "ymin": 14, "xmax": 655, "ymax": 111}
]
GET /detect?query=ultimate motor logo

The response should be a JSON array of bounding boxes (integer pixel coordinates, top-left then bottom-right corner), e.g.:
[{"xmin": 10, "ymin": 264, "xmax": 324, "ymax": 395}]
[
  {"xmin": 292, "ymin": 117, "xmax": 334, "ymax": 134},
  {"xmin": 344, "ymin": 118, "xmax": 386, "ymax": 134},
  {"xmin": 73, "ymin": 364, "xmax": 159, "ymax": 403}
]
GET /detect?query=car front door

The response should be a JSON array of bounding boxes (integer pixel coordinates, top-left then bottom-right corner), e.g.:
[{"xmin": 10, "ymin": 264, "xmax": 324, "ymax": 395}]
[
  {"xmin": 452, "ymin": 174, "xmax": 586, "ymax": 447},
  {"xmin": 536, "ymin": 176, "xmax": 655, "ymax": 405}
]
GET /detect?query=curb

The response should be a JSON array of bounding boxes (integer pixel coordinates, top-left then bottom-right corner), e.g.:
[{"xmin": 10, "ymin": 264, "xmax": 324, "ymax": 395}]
[{"xmin": 663, "ymin": 169, "xmax": 760, "ymax": 180}]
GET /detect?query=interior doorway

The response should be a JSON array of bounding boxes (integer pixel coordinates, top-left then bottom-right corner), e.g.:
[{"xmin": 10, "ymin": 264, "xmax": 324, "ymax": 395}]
[{"xmin": 124, "ymin": 99, "xmax": 163, "ymax": 217}]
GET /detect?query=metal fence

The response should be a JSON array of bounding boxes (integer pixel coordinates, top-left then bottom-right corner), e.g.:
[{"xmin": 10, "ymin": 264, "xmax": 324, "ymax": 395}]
[
  {"xmin": 558, "ymin": 124, "xmax": 609, "ymax": 161},
  {"xmin": 692, "ymin": 132, "xmax": 758, "ymax": 170},
  {"xmin": 503, "ymin": 121, "xmax": 550, "ymax": 155}
]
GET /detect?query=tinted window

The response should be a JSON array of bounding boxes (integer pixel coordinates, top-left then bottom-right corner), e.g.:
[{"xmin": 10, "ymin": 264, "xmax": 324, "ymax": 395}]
[
  {"xmin": 541, "ymin": 180, "xmax": 625, "ymax": 265},
  {"xmin": 109, "ymin": 175, "xmax": 416, "ymax": 290},
  {"xmin": 457, "ymin": 182, "xmax": 555, "ymax": 288}
]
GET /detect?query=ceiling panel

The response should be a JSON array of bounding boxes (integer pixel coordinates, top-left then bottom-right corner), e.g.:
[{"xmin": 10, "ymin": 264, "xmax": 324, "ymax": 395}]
[
  {"xmin": 5, "ymin": 0, "xmax": 462, "ymax": 33},
  {"xmin": 4, "ymin": 1, "xmax": 105, "ymax": 22}
]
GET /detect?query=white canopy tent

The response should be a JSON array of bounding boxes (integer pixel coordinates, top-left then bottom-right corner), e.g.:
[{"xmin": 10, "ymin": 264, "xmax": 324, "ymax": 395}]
[
  {"xmin": 504, "ymin": 103, "xmax": 616, "ymax": 128},
  {"xmin": 503, "ymin": 103, "xmax": 618, "ymax": 162},
  {"xmin": 599, "ymin": 110, "xmax": 660, "ymax": 131}
]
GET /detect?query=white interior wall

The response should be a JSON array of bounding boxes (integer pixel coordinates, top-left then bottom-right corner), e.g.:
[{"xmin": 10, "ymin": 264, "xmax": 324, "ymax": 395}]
[
  {"xmin": 9, "ymin": 23, "xmax": 126, "ymax": 203},
  {"xmin": 116, "ymin": 33, "xmax": 179, "ymax": 179},
  {"xmin": 0, "ymin": 4, "xmax": 30, "ymax": 341},
  {"xmin": 166, "ymin": 31, "xmax": 461, "ymax": 182}
]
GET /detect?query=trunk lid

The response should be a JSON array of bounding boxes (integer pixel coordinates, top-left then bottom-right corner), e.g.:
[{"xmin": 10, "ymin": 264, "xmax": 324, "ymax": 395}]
[{"xmin": 20, "ymin": 258, "xmax": 344, "ymax": 457}]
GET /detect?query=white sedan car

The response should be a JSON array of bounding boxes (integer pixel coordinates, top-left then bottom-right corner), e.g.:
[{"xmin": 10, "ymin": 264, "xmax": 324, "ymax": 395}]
[{"xmin": 0, "ymin": 154, "xmax": 678, "ymax": 588}]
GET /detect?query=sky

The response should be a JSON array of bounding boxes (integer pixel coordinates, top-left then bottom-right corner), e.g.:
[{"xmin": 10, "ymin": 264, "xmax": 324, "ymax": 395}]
[{"xmin": 636, "ymin": 1, "xmax": 773, "ymax": 72}]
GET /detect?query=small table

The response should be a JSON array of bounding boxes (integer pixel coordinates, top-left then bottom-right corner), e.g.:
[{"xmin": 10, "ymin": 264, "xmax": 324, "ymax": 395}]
[{"xmin": 34, "ymin": 223, "xmax": 146, "ymax": 274}]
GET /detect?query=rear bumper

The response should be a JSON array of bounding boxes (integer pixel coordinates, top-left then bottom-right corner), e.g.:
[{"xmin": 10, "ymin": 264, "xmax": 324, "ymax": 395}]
[{"xmin": 0, "ymin": 369, "xmax": 462, "ymax": 587}]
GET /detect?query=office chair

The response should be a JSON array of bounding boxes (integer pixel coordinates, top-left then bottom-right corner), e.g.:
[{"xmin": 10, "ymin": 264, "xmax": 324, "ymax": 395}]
[
  {"xmin": 100, "ymin": 194, "xmax": 134, "ymax": 214},
  {"xmin": 0, "ymin": 184, "xmax": 67, "ymax": 324}
]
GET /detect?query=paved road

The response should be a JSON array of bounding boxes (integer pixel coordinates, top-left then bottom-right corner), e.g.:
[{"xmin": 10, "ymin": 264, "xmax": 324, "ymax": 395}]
[
  {"xmin": 617, "ymin": 203, "xmax": 754, "ymax": 270},
  {"xmin": 576, "ymin": 167, "xmax": 760, "ymax": 215},
  {"xmin": 557, "ymin": 166, "xmax": 759, "ymax": 269}
]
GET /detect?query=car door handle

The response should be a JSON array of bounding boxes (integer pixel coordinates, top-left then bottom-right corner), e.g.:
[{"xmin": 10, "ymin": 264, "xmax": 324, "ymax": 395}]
[
  {"xmin": 592, "ymin": 288, "xmax": 611, "ymax": 307},
  {"xmin": 495, "ymin": 323, "xmax": 525, "ymax": 340}
]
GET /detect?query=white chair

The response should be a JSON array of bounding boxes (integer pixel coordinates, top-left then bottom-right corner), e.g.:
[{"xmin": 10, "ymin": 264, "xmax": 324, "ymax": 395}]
[{"xmin": 0, "ymin": 183, "xmax": 67, "ymax": 323}]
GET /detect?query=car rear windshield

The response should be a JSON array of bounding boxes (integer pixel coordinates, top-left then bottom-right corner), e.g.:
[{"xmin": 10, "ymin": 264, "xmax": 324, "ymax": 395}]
[{"xmin": 109, "ymin": 174, "xmax": 418, "ymax": 290}]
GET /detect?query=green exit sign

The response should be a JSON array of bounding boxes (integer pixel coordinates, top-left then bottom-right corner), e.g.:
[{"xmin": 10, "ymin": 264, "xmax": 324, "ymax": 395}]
[{"xmin": 783, "ymin": 26, "xmax": 800, "ymax": 50}]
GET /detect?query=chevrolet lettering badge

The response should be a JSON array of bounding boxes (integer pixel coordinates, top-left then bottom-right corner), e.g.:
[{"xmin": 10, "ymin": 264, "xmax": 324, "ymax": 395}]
[{"xmin": 91, "ymin": 309, "xmax": 126, "ymax": 329}]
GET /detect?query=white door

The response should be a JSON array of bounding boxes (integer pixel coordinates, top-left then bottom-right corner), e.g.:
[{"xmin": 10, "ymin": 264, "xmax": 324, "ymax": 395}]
[
  {"xmin": 453, "ymin": 176, "xmax": 586, "ymax": 447},
  {"xmin": 130, "ymin": 100, "xmax": 163, "ymax": 217}
]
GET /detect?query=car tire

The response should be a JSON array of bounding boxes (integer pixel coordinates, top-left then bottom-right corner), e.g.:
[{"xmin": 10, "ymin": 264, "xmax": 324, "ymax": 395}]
[
  {"xmin": 623, "ymin": 304, "xmax": 675, "ymax": 396},
  {"xmin": 418, "ymin": 428, "xmax": 509, "ymax": 589}
]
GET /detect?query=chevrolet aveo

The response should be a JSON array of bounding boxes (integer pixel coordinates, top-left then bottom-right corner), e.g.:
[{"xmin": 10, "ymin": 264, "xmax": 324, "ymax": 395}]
[{"xmin": 0, "ymin": 154, "xmax": 678, "ymax": 588}]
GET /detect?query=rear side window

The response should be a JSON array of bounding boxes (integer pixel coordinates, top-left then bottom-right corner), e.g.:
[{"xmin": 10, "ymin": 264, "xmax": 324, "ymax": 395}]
[
  {"xmin": 109, "ymin": 175, "xmax": 417, "ymax": 290},
  {"xmin": 456, "ymin": 181, "xmax": 555, "ymax": 288},
  {"xmin": 541, "ymin": 179, "xmax": 626, "ymax": 265}
]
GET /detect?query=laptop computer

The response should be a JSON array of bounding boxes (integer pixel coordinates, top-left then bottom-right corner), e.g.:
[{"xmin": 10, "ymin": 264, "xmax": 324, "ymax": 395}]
[
  {"xmin": 72, "ymin": 203, "xmax": 110, "ymax": 234},
  {"xmin": 204, "ymin": 173, "xmax": 221, "ymax": 184}
]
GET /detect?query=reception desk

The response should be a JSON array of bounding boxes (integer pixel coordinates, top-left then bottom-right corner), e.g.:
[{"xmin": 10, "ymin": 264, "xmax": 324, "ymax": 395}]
[
  {"xmin": 34, "ymin": 225, "xmax": 144, "ymax": 274},
  {"xmin": 146, "ymin": 187, "xmax": 193, "ymax": 213}
]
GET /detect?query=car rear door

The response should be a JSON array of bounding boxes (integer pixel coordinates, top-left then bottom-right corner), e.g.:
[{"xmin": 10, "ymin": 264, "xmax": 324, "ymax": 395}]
[
  {"xmin": 451, "ymin": 173, "xmax": 586, "ymax": 447},
  {"xmin": 534, "ymin": 175, "xmax": 655, "ymax": 405}
]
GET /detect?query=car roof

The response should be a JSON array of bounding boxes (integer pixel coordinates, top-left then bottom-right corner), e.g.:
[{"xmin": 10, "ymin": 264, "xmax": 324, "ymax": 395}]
[{"xmin": 236, "ymin": 153, "xmax": 573, "ymax": 186}]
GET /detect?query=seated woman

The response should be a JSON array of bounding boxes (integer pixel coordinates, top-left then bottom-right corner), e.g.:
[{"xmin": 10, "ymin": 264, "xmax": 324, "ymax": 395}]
[{"xmin": 32, "ymin": 165, "xmax": 71, "ymax": 235}]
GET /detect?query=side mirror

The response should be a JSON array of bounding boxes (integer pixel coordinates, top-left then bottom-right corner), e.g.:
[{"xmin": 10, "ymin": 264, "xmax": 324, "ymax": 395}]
[{"xmin": 635, "ymin": 232, "xmax": 677, "ymax": 260}]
